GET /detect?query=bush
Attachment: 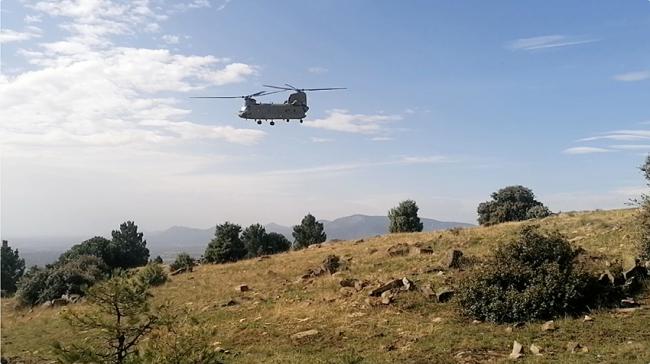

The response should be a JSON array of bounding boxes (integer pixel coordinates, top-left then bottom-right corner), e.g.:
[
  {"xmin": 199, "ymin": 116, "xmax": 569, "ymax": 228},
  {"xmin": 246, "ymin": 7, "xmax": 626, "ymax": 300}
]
[
  {"xmin": 477, "ymin": 186, "xmax": 550, "ymax": 226},
  {"xmin": 170, "ymin": 252, "xmax": 195, "ymax": 272},
  {"xmin": 153, "ymin": 255, "xmax": 164, "ymax": 264},
  {"xmin": 292, "ymin": 214, "xmax": 327, "ymax": 250},
  {"xmin": 457, "ymin": 226, "xmax": 595, "ymax": 323},
  {"xmin": 525, "ymin": 205, "xmax": 552, "ymax": 220},
  {"xmin": 58, "ymin": 236, "xmax": 113, "ymax": 265},
  {"xmin": 16, "ymin": 266, "xmax": 50, "ymax": 306},
  {"xmin": 638, "ymin": 156, "xmax": 650, "ymax": 259},
  {"xmin": 388, "ymin": 200, "xmax": 424, "ymax": 233},
  {"xmin": 264, "ymin": 232, "xmax": 291, "ymax": 255},
  {"xmin": 204, "ymin": 222, "xmax": 245, "ymax": 263},
  {"xmin": 137, "ymin": 263, "xmax": 168, "ymax": 286}
]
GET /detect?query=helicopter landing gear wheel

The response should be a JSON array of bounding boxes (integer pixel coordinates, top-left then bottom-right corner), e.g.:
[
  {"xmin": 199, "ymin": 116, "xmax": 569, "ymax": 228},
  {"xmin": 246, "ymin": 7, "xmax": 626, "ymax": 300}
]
[
  {"xmin": 256, "ymin": 120, "xmax": 261, "ymax": 125},
  {"xmin": 286, "ymin": 119, "xmax": 289, "ymax": 122},
  {"xmin": 270, "ymin": 121, "xmax": 275, "ymax": 126},
  {"xmin": 300, "ymin": 119, "xmax": 303, "ymax": 123}
]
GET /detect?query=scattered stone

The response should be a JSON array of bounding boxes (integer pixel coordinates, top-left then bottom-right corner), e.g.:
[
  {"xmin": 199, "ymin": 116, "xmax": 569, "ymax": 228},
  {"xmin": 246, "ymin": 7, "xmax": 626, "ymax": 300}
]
[
  {"xmin": 411, "ymin": 245, "xmax": 434, "ymax": 255},
  {"xmin": 509, "ymin": 341, "xmax": 523, "ymax": 359},
  {"xmin": 322, "ymin": 255, "xmax": 341, "ymax": 274},
  {"xmin": 529, "ymin": 344, "xmax": 542, "ymax": 356},
  {"xmin": 235, "ymin": 284, "xmax": 249, "ymax": 292},
  {"xmin": 380, "ymin": 291, "xmax": 393, "ymax": 305},
  {"xmin": 290, "ymin": 329, "xmax": 319, "ymax": 341},
  {"xmin": 567, "ymin": 341, "xmax": 588, "ymax": 353},
  {"xmin": 620, "ymin": 298, "xmax": 639, "ymax": 308},
  {"xmin": 51, "ymin": 298, "xmax": 68, "ymax": 307},
  {"xmin": 432, "ymin": 317, "xmax": 443, "ymax": 323},
  {"xmin": 41, "ymin": 301, "xmax": 53, "ymax": 309},
  {"xmin": 472, "ymin": 320, "xmax": 482, "ymax": 325},
  {"xmin": 401, "ymin": 277, "xmax": 415, "ymax": 291},
  {"xmin": 436, "ymin": 287, "xmax": 455, "ymax": 303},
  {"xmin": 446, "ymin": 249, "xmax": 463, "ymax": 269},
  {"xmin": 369, "ymin": 279, "xmax": 403, "ymax": 297},
  {"xmin": 171, "ymin": 267, "xmax": 189, "ymax": 276},
  {"xmin": 387, "ymin": 243, "xmax": 410, "ymax": 257},
  {"xmin": 221, "ymin": 299, "xmax": 238, "ymax": 307},
  {"xmin": 339, "ymin": 278, "xmax": 358, "ymax": 288},
  {"xmin": 541, "ymin": 320, "xmax": 556, "ymax": 332},
  {"xmin": 354, "ymin": 280, "xmax": 370, "ymax": 291},
  {"xmin": 419, "ymin": 283, "xmax": 436, "ymax": 299},
  {"xmin": 583, "ymin": 315, "xmax": 594, "ymax": 322}
]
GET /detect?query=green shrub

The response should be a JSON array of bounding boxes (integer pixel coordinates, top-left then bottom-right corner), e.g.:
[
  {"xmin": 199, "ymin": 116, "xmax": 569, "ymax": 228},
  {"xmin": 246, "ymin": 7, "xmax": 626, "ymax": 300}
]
[
  {"xmin": 16, "ymin": 266, "xmax": 50, "ymax": 306},
  {"xmin": 457, "ymin": 226, "xmax": 595, "ymax": 323},
  {"xmin": 388, "ymin": 200, "xmax": 424, "ymax": 233},
  {"xmin": 525, "ymin": 205, "xmax": 552, "ymax": 220},
  {"xmin": 1, "ymin": 240, "xmax": 25, "ymax": 294},
  {"xmin": 170, "ymin": 252, "xmax": 195, "ymax": 272},
  {"xmin": 477, "ymin": 186, "xmax": 550, "ymax": 226},
  {"xmin": 204, "ymin": 222, "xmax": 245, "ymax": 263},
  {"xmin": 137, "ymin": 263, "xmax": 168, "ymax": 286},
  {"xmin": 292, "ymin": 213, "xmax": 327, "ymax": 250},
  {"xmin": 638, "ymin": 156, "xmax": 650, "ymax": 259},
  {"xmin": 153, "ymin": 255, "xmax": 164, "ymax": 264}
]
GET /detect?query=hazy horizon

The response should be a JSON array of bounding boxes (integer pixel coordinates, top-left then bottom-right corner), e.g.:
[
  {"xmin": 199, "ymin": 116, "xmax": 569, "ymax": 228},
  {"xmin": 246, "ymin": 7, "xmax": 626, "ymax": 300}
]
[{"xmin": 2, "ymin": 0, "xmax": 648, "ymax": 241}]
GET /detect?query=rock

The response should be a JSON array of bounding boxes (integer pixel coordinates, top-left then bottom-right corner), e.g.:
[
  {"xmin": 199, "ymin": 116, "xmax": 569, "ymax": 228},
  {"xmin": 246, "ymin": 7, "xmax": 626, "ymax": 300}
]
[
  {"xmin": 411, "ymin": 245, "xmax": 434, "ymax": 255},
  {"xmin": 504, "ymin": 327, "xmax": 512, "ymax": 333},
  {"xmin": 446, "ymin": 249, "xmax": 463, "ymax": 269},
  {"xmin": 472, "ymin": 320, "xmax": 482, "ymax": 325},
  {"xmin": 221, "ymin": 299, "xmax": 238, "ymax": 307},
  {"xmin": 529, "ymin": 344, "xmax": 542, "ymax": 356},
  {"xmin": 354, "ymin": 280, "xmax": 370, "ymax": 291},
  {"xmin": 291, "ymin": 329, "xmax": 319, "ymax": 340},
  {"xmin": 509, "ymin": 341, "xmax": 523, "ymax": 359},
  {"xmin": 354, "ymin": 239, "xmax": 364, "ymax": 244},
  {"xmin": 567, "ymin": 341, "xmax": 587, "ymax": 353},
  {"xmin": 321, "ymin": 255, "xmax": 341, "ymax": 274},
  {"xmin": 436, "ymin": 288, "xmax": 454, "ymax": 303},
  {"xmin": 369, "ymin": 279, "xmax": 404, "ymax": 297},
  {"xmin": 387, "ymin": 243, "xmax": 410, "ymax": 257},
  {"xmin": 401, "ymin": 277, "xmax": 415, "ymax": 291},
  {"xmin": 41, "ymin": 301, "xmax": 53, "ymax": 309},
  {"xmin": 380, "ymin": 291, "xmax": 393, "ymax": 305},
  {"xmin": 541, "ymin": 320, "xmax": 556, "ymax": 332},
  {"xmin": 339, "ymin": 278, "xmax": 357, "ymax": 288},
  {"xmin": 620, "ymin": 298, "xmax": 639, "ymax": 308},
  {"xmin": 419, "ymin": 283, "xmax": 436, "ymax": 299},
  {"xmin": 51, "ymin": 298, "xmax": 69, "ymax": 307},
  {"xmin": 432, "ymin": 317, "xmax": 443, "ymax": 323},
  {"xmin": 583, "ymin": 315, "xmax": 593, "ymax": 322},
  {"xmin": 235, "ymin": 284, "xmax": 249, "ymax": 292}
]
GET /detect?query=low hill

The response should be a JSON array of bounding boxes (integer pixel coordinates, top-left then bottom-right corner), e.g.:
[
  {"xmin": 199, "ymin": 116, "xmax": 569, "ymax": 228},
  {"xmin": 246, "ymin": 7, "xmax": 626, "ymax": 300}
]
[{"xmin": 2, "ymin": 209, "xmax": 648, "ymax": 363}]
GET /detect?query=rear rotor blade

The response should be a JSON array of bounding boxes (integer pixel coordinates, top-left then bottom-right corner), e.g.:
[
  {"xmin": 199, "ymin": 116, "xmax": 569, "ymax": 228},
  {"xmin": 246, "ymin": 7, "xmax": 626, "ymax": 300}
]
[
  {"xmin": 301, "ymin": 87, "xmax": 347, "ymax": 91},
  {"xmin": 263, "ymin": 84, "xmax": 294, "ymax": 91},
  {"xmin": 284, "ymin": 83, "xmax": 298, "ymax": 90},
  {"xmin": 190, "ymin": 96, "xmax": 243, "ymax": 99}
]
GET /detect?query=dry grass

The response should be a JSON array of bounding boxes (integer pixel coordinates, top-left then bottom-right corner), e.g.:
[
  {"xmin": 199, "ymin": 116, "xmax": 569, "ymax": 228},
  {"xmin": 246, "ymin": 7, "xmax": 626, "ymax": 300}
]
[{"xmin": 2, "ymin": 208, "xmax": 649, "ymax": 363}]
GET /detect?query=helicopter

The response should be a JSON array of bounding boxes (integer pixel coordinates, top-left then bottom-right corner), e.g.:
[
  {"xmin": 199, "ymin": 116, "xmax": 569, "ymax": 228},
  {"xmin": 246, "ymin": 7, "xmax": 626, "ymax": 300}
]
[{"xmin": 191, "ymin": 84, "xmax": 345, "ymax": 125}]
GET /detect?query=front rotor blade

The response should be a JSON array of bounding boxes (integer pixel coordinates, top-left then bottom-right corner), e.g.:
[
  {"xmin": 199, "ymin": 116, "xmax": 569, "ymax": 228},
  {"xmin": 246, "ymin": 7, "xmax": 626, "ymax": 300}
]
[
  {"xmin": 284, "ymin": 83, "xmax": 298, "ymax": 90},
  {"xmin": 190, "ymin": 96, "xmax": 243, "ymax": 99},
  {"xmin": 301, "ymin": 87, "xmax": 347, "ymax": 91},
  {"xmin": 263, "ymin": 84, "xmax": 294, "ymax": 91},
  {"xmin": 258, "ymin": 89, "xmax": 287, "ymax": 96}
]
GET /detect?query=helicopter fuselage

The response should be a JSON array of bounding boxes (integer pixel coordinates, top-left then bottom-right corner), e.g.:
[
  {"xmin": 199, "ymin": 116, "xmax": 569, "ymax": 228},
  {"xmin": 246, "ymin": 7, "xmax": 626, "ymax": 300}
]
[{"xmin": 238, "ymin": 91, "xmax": 309, "ymax": 121}]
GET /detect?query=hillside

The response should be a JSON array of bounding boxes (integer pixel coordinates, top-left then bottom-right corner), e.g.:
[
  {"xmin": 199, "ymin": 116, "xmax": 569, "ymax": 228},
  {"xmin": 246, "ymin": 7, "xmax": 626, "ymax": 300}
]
[{"xmin": 2, "ymin": 209, "xmax": 649, "ymax": 363}]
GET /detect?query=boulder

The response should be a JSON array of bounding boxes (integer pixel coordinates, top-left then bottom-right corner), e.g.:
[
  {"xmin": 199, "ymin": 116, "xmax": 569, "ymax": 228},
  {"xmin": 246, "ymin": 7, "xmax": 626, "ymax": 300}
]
[
  {"xmin": 387, "ymin": 243, "xmax": 410, "ymax": 257},
  {"xmin": 509, "ymin": 341, "xmax": 523, "ymax": 359},
  {"xmin": 380, "ymin": 291, "xmax": 393, "ymax": 305},
  {"xmin": 446, "ymin": 250, "xmax": 463, "ymax": 269},
  {"xmin": 529, "ymin": 344, "xmax": 542, "ymax": 356},
  {"xmin": 369, "ymin": 279, "xmax": 404, "ymax": 297},
  {"xmin": 322, "ymin": 255, "xmax": 341, "ymax": 274},
  {"xmin": 541, "ymin": 320, "xmax": 556, "ymax": 332},
  {"xmin": 401, "ymin": 277, "xmax": 415, "ymax": 291},
  {"xmin": 436, "ymin": 287, "xmax": 454, "ymax": 303},
  {"xmin": 290, "ymin": 329, "xmax": 319, "ymax": 341},
  {"xmin": 339, "ymin": 278, "xmax": 357, "ymax": 288}
]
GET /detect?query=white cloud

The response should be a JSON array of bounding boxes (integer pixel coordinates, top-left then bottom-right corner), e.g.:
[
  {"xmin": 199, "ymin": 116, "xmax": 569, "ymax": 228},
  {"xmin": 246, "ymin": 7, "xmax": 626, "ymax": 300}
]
[
  {"xmin": 310, "ymin": 137, "xmax": 333, "ymax": 143},
  {"xmin": 370, "ymin": 136, "xmax": 393, "ymax": 142},
  {"xmin": 562, "ymin": 147, "xmax": 611, "ymax": 155},
  {"xmin": 162, "ymin": 34, "xmax": 180, "ymax": 44},
  {"xmin": 24, "ymin": 14, "xmax": 43, "ymax": 23},
  {"xmin": 507, "ymin": 35, "xmax": 597, "ymax": 51},
  {"xmin": 0, "ymin": 28, "xmax": 41, "ymax": 44},
  {"xmin": 613, "ymin": 70, "xmax": 649, "ymax": 82},
  {"xmin": 579, "ymin": 130, "xmax": 650, "ymax": 142},
  {"xmin": 304, "ymin": 109, "xmax": 402, "ymax": 134},
  {"xmin": 308, "ymin": 66, "xmax": 328, "ymax": 74}
]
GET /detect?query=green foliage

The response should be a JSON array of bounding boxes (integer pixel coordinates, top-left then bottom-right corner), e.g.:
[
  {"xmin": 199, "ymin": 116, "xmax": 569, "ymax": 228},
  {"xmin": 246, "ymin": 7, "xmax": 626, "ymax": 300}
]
[
  {"xmin": 169, "ymin": 252, "xmax": 195, "ymax": 272},
  {"xmin": 477, "ymin": 185, "xmax": 550, "ymax": 226},
  {"xmin": 110, "ymin": 221, "xmax": 150, "ymax": 269},
  {"xmin": 242, "ymin": 225, "xmax": 292, "ymax": 257},
  {"xmin": 58, "ymin": 236, "xmax": 112, "ymax": 265},
  {"xmin": 292, "ymin": 213, "xmax": 326, "ymax": 250},
  {"xmin": 388, "ymin": 200, "xmax": 424, "ymax": 233},
  {"xmin": 457, "ymin": 226, "xmax": 595, "ymax": 323},
  {"xmin": 242, "ymin": 223, "xmax": 267, "ymax": 258},
  {"xmin": 136, "ymin": 263, "xmax": 168, "ymax": 287},
  {"xmin": 1, "ymin": 240, "xmax": 25, "ymax": 294},
  {"xmin": 16, "ymin": 266, "xmax": 50, "ymax": 306},
  {"xmin": 54, "ymin": 274, "xmax": 160, "ymax": 364},
  {"xmin": 525, "ymin": 204, "xmax": 552, "ymax": 220},
  {"xmin": 204, "ymin": 222, "xmax": 245, "ymax": 263}
]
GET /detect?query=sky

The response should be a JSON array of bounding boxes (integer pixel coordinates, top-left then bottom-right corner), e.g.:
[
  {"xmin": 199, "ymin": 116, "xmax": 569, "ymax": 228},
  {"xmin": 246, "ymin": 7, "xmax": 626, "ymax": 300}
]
[{"xmin": 1, "ymin": 0, "xmax": 649, "ymax": 240}]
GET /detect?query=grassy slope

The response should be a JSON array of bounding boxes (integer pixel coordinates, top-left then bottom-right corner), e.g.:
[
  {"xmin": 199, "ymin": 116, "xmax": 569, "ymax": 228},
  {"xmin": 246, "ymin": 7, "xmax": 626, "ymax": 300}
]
[{"xmin": 2, "ymin": 209, "xmax": 649, "ymax": 363}]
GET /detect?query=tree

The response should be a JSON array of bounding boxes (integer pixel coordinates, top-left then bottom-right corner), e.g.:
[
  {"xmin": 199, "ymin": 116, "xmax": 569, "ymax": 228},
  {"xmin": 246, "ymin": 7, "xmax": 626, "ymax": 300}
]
[
  {"xmin": 292, "ymin": 213, "xmax": 326, "ymax": 250},
  {"xmin": 264, "ymin": 232, "xmax": 291, "ymax": 255},
  {"xmin": 39, "ymin": 255, "xmax": 108, "ymax": 303},
  {"xmin": 388, "ymin": 200, "xmax": 424, "ymax": 233},
  {"xmin": 638, "ymin": 156, "xmax": 650, "ymax": 259},
  {"xmin": 169, "ymin": 252, "xmax": 195, "ymax": 272},
  {"xmin": 1, "ymin": 240, "xmax": 25, "ymax": 294},
  {"xmin": 54, "ymin": 275, "xmax": 160, "ymax": 364},
  {"xmin": 110, "ymin": 221, "xmax": 150, "ymax": 269},
  {"xmin": 16, "ymin": 266, "xmax": 50, "ymax": 306},
  {"xmin": 241, "ymin": 223, "xmax": 267, "ymax": 258},
  {"xmin": 477, "ymin": 185, "xmax": 550, "ymax": 226},
  {"xmin": 204, "ymin": 222, "xmax": 245, "ymax": 263},
  {"xmin": 58, "ymin": 236, "xmax": 113, "ymax": 265}
]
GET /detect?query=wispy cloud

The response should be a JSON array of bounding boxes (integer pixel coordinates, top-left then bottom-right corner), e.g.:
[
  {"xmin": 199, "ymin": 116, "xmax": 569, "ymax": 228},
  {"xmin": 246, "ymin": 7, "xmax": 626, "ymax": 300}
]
[
  {"xmin": 0, "ymin": 27, "xmax": 41, "ymax": 44},
  {"xmin": 613, "ymin": 70, "xmax": 649, "ymax": 82},
  {"xmin": 304, "ymin": 109, "xmax": 402, "ymax": 134},
  {"xmin": 579, "ymin": 130, "xmax": 650, "ymax": 142},
  {"xmin": 370, "ymin": 136, "xmax": 393, "ymax": 142},
  {"xmin": 308, "ymin": 66, "xmax": 328, "ymax": 74},
  {"xmin": 161, "ymin": 34, "xmax": 180, "ymax": 44},
  {"xmin": 507, "ymin": 35, "xmax": 597, "ymax": 51},
  {"xmin": 310, "ymin": 137, "xmax": 333, "ymax": 143},
  {"xmin": 562, "ymin": 147, "xmax": 611, "ymax": 155}
]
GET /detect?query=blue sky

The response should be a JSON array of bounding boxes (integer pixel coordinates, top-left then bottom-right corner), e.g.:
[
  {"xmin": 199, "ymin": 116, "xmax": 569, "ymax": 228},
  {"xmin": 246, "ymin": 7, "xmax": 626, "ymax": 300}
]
[{"xmin": 1, "ymin": 0, "xmax": 649, "ymax": 238}]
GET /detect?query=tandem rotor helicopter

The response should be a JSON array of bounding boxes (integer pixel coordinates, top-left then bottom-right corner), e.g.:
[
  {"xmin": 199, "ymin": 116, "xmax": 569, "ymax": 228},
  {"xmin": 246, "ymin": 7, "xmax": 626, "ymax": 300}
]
[{"xmin": 191, "ymin": 84, "xmax": 346, "ymax": 125}]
